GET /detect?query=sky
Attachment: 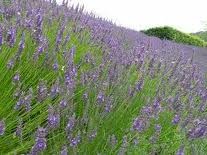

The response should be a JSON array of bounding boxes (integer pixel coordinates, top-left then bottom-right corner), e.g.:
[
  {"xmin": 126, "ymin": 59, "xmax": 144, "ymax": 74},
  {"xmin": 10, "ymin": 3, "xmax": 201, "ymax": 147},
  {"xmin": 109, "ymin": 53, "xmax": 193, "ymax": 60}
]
[{"xmin": 57, "ymin": 0, "xmax": 207, "ymax": 33}]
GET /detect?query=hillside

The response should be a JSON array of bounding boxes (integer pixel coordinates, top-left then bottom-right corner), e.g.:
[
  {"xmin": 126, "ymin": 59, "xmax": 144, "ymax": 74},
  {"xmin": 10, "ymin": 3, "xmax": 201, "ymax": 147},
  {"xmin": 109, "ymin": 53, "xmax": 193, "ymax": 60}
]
[
  {"xmin": 142, "ymin": 26, "xmax": 207, "ymax": 47},
  {"xmin": 192, "ymin": 31, "xmax": 207, "ymax": 42},
  {"xmin": 0, "ymin": 1, "xmax": 207, "ymax": 155}
]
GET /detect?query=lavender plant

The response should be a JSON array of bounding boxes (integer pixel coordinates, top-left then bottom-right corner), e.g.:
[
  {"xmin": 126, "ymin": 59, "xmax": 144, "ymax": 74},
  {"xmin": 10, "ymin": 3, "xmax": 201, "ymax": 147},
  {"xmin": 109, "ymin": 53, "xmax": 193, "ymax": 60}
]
[{"xmin": 0, "ymin": 0, "xmax": 207, "ymax": 154}]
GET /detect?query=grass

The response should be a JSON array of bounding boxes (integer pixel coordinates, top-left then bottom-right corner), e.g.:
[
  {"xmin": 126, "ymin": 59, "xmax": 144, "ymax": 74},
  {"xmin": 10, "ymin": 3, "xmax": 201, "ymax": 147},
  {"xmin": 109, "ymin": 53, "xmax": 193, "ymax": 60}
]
[{"xmin": 0, "ymin": 1, "xmax": 207, "ymax": 155}]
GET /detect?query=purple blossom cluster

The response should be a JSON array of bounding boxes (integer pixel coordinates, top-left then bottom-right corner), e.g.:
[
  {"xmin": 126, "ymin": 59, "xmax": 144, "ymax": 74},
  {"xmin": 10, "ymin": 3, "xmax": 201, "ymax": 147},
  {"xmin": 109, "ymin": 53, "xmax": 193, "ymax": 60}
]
[
  {"xmin": 0, "ymin": 0, "xmax": 207, "ymax": 154},
  {"xmin": 14, "ymin": 88, "xmax": 33, "ymax": 111},
  {"xmin": 0, "ymin": 120, "xmax": 5, "ymax": 136},
  {"xmin": 30, "ymin": 127, "xmax": 48, "ymax": 154},
  {"xmin": 47, "ymin": 105, "xmax": 60, "ymax": 129}
]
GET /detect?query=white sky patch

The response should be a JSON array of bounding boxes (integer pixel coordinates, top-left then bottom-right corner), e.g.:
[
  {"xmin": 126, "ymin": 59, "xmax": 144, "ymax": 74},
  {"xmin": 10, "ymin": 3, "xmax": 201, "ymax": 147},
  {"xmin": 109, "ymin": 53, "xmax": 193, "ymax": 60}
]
[{"xmin": 56, "ymin": 0, "xmax": 207, "ymax": 33}]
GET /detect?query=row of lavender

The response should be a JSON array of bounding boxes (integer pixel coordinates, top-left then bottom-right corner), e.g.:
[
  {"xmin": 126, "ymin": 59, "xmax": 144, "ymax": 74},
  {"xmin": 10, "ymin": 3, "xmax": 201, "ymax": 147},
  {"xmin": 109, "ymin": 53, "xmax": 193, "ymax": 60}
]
[{"xmin": 0, "ymin": 0, "xmax": 207, "ymax": 154}]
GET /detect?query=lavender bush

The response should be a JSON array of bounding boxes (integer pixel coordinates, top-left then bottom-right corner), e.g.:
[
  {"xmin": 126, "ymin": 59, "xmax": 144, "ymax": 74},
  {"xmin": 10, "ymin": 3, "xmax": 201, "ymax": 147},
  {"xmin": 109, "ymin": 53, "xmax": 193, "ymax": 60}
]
[{"xmin": 0, "ymin": 0, "xmax": 207, "ymax": 154}]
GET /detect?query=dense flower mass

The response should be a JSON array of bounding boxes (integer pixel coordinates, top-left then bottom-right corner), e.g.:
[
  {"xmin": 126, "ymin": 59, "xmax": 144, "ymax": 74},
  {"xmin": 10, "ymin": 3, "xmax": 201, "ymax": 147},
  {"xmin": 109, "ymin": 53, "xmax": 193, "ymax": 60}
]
[{"xmin": 0, "ymin": 0, "xmax": 207, "ymax": 154}]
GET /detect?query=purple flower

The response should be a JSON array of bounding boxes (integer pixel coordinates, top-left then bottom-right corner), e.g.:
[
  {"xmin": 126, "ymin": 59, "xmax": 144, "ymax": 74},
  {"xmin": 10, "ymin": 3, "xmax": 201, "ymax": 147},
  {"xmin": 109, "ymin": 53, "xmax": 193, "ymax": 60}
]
[
  {"xmin": 81, "ymin": 72, "xmax": 89, "ymax": 86},
  {"xmin": 14, "ymin": 88, "xmax": 33, "ymax": 111},
  {"xmin": 104, "ymin": 97, "xmax": 113, "ymax": 112},
  {"xmin": 132, "ymin": 117, "xmax": 147, "ymax": 132},
  {"xmin": 53, "ymin": 62, "xmax": 59, "ymax": 71},
  {"xmin": 65, "ymin": 73, "xmax": 75, "ymax": 91},
  {"xmin": 71, "ymin": 66, "xmax": 77, "ymax": 77},
  {"xmin": 83, "ymin": 92, "xmax": 88, "ymax": 103},
  {"xmin": 66, "ymin": 115, "xmax": 76, "ymax": 132},
  {"xmin": 135, "ymin": 78, "xmax": 144, "ymax": 91},
  {"xmin": 0, "ymin": 120, "xmax": 5, "ymax": 136},
  {"xmin": 30, "ymin": 127, "xmax": 47, "ymax": 154},
  {"xmin": 7, "ymin": 27, "xmax": 16, "ymax": 47},
  {"xmin": 105, "ymin": 102, "xmax": 113, "ymax": 113},
  {"xmin": 33, "ymin": 45, "xmax": 45, "ymax": 61},
  {"xmin": 56, "ymin": 25, "xmax": 65, "ymax": 48},
  {"xmin": 24, "ymin": 88, "xmax": 33, "ymax": 111},
  {"xmin": 33, "ymin": 138, "xmax": 47, "ymax": 152},
  {"xmin": 59, "ymin": 99, "xmax": 68, "ymax": 108},
  {"xmin": 97, "ymin": 91, "xmax": 105, "ymax": 104},
  {"xmin": 60, "ymin": 146, "xmax": 68, "ymax": 155},
  {"xmin": 0, "ymin": 27, "xmax": 3, "ymax": 46},
  {"xmin": 16, "ymin": 32, "xmax": 25, "ymax": 59},
  {"xmin": 68, "ymin": 46, "xmax": 76, "ymax": 64},
  {"xmin": 15, "ymin": 94, "xmax": 25, "ymax": 110},
  {"xmin": 36, "ymin": 12, "xmax": 43, "ymax": 28},
  {"xmin": 63, "ymin": 33, "xmax": 70, "ymax": 47},
  {"xmin": 48, "ymin": 105, "xmax": 60, "ymax": 129},
  {"xmin": 37, "ymin": 80, "xmax": 48, "ymax": 103},
  {"xmin": 36, "ymin": 127, "xmax": 47, "ymax": 138},
  {"xmin": 13, "ymin": 72, "xmax": 20, "ymax": 83},
  {"xmin": 7, "ymin": 59, "xmax": 15, "ymax": 69},
  {"xmin": 25, "ymin": 19, "xmax": 32, "ymax": 28},
  {"xmin": 152, "ymin": 97, "xmax": 162, "ymax": 113},
  {"xmin": 70, "ymin": 135, "xmax": 81, "ymax": 147},
  {"xmin": 155, "ymin": 124, "xmax": 162, "ymax": 133},
  {"xmin": 50, "ymin": 80, "xmax": 60, "ymax": 98},
  {"xmin": 48, "ymin": 115, "xmax": 60, "ymax": 128},
  {"xmin": 142, "ymin": 105, "xmax": 153, "ymax": 117},
  {"xmin": 37, "ymin": 45, "xmax": 44, "ymax": 54},
  {"xmin": 172, "ymin": 114, "xmax": 180, "ymax": 125},
  {"xmin": 187, "ymin": 124, "xmax": 207, "ymax": 139},
  {"xmin": 15, "ymin": 119, "xmax": 23, "ymax": 138},
  {"xmin": 176, "ymin": 145, "xmax": 185, "ymax": 155}
]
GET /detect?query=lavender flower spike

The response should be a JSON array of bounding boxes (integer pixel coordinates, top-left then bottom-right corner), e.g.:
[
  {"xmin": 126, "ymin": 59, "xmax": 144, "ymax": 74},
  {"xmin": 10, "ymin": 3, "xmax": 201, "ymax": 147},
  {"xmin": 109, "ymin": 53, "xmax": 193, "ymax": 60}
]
[
  {"xmin": 36, "ymin": 127, "xmax": 47, "ymax": 138},
  {"xmin": 0, "ymin": 26, "xmax": 3, "ymax": 47},
  {"xmin": 176, "ymin": 145, "xmax": 185, "ymax": 155},
  {"xmin": 60, "ymin": 146, "xmax": 68, "ymax": 155},
  {"xmin": 7, "ymin": 58, "xmax": 15, "ymax": 69},
  {"xmin": 47, "ymin": 105, "xmax": 60, "ymax": 129},
  {"xmin": 13, "ymin": 72, "xmax": 20, "ymax": 84},
  {"xmin": 16, "ymin": 32, "xmax": 25, "ymax": 59},
  {"xmin": 172, "ymin": 114, "xmax": 180, "ymax": 125},
  {"xmin": 32, "ymin": 138, "xmax": 47, "ymax": 152},
  {"xmin": 59, "ymin": 98, "xmax": 68, "ymax": 109},
  {"xmin": 70, "ymin": 134, "xmax": 81, "ymax": 147},
  {"xmin": 187, "ymin": 124, "xmax": 207, "ymax": 139},
  {"xmin": 50, "ymin": 79, "xmax": 61, "ymax": 98},
  {"xmin": 15, "ymin": 118, "xmax": 23, "ymax": 139},
  {"xmin": 37, "ymin": 80, "xmax": 48, "ymax": 103},
  {"xmin": 31, "ymin": 127, "xmax": 47, "ymax": 154},
  {"xmin": 7, "ymin": 27, "xmax": 16, "ymax": 47},
  {"xmin": 0, "ymin": 120, "xmax": 5, "ymax": 136},
  {"xmin": 97, "ymin": 91, "xmax": 105, "ymax": 104},
  {"xmin": 132, "ymin": 117, "xmax": 147, "ymax": 132},
  {"xmin": 66, "ymin": 114, "xmax": 76, "ymax": 132}
]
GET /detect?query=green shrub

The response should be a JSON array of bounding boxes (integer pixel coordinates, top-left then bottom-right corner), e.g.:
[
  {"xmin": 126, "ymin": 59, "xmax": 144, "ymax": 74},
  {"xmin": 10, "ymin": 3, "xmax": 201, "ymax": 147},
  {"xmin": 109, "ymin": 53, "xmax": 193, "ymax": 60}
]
[
  {"xmin": 192, "ymin": 31, "xmax": 207, "ymax": 42},
  {"xmin": 142, "ymin": 26, "xmax": 207, "ymax": 47}
]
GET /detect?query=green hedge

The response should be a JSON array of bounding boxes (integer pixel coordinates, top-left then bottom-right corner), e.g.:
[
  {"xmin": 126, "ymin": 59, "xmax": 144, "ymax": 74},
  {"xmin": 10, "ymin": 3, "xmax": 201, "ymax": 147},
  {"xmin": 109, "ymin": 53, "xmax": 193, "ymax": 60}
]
[
  {"xmin": 192, "ymin": 31, "xmax": 207, "ymax": 42},
  {"xmin": 142, "ymin": 26, "xmax": 207, "ymax": 47}
]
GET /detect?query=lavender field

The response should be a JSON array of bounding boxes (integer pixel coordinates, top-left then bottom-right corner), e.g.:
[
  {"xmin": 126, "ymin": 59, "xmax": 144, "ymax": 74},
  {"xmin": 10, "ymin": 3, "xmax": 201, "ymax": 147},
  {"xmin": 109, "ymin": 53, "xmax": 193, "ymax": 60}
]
[{"xmin": 0, "ymin": 0, "xmax": 207, "ymax": 154}]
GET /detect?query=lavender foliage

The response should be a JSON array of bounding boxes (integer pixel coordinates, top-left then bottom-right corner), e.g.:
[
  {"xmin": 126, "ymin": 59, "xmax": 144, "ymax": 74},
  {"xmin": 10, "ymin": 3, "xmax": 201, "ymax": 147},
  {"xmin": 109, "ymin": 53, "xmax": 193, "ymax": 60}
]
[{"xmin": 0, "ymin": 0, "xmax": 207, "ymax": 154}]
